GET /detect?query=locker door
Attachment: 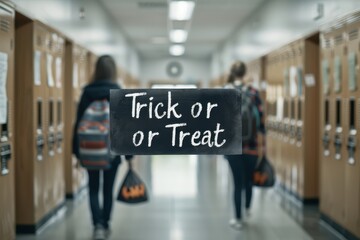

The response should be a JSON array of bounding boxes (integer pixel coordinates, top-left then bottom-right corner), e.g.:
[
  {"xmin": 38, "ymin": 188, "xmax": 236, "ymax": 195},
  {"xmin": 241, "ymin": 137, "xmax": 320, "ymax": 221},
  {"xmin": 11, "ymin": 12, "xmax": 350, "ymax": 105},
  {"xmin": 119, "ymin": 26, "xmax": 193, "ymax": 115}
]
[
  {"xmin": 344, "ymin": 19, "xmax": 360, "ymax": 238},
  {"xmin": 33, "ymin": 23, "xmax": 48, "ymax": 222},
  {"xmin": 0, "ymin": 3, "xmax": 15, "ymax": 240},
  {"xmin": 332, "ymin": 26, "xmax": 347, "ymax": 226},
  {"xmin": 320, "ymin": 30, "xmax": 335, "ymax": 216}
]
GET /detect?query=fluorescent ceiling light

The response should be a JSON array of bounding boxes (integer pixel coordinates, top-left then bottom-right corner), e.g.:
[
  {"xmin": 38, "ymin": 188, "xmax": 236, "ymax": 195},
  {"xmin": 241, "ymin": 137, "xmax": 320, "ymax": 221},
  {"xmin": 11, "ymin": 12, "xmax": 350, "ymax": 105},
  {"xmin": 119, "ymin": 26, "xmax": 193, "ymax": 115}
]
[
  {"xmin": 169, "ymin": 1, "xmax": 195, "ymax": 21},
  {"xmin": 169, "ymin": 45, "xmax": 185, "ymax": 56},
  {"xmin": 169, "ymin": 29, "xmax": 188, "ymax": 43}
]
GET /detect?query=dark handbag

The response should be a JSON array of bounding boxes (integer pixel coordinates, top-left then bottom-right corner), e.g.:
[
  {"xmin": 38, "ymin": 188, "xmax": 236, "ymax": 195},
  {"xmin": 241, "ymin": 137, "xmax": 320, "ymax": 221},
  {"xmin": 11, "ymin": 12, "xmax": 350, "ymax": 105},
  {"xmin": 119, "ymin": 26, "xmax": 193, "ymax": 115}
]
[
  {"xmin": 117, "ymin": 161, "xmax": 149, "ymax": 204},
  {"xmin": 253, "ymin": 156, "xmax": 275, "ymax": 187}
]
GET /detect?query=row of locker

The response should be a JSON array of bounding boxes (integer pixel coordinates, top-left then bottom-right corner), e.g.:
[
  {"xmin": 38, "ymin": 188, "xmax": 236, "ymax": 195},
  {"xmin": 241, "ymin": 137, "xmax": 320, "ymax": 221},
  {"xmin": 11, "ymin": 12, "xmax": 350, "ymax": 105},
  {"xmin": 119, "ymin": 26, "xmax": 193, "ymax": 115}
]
[
  {"xmin": 0, "ymin": 3, "xmax": 138, "ymax": 239},
  {"xmin": 260, "ymin": 14, "xmax": 359, "ymax": 239},
  {"xmin": 319, "ymin": 13, "xmax": 360, "ymax": 239},
  {"xmin": 210, "ymin": 11, "xmax": 360, "ymax": 240},
  {"xmin": 265, "ymin": 33, "xmax": 320, "ymax": 202}
]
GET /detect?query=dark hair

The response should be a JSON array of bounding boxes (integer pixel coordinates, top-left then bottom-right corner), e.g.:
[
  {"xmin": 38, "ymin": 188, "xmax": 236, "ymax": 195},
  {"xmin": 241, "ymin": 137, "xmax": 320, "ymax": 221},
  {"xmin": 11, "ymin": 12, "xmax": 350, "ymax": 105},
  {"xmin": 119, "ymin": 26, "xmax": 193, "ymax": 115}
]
[
  {"xmin": 93, "ymin": 55, "xmax": 117, "ymax": 82},
  {"xmin": 228, "ymin": 61, "xmax": 247, "ymax": 83}
]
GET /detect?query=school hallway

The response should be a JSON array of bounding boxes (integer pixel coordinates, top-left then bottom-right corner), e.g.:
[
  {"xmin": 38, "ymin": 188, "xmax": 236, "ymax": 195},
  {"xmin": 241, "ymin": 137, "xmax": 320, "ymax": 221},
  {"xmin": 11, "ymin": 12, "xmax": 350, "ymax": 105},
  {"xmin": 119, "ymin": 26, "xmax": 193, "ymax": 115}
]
[
  {"xmin": 17, "ymin": 155, "xmax": 339, "ymax": 240},
  {"xmin": 3, "ymin": 1, "xmax": 360, "ymax": 239}
]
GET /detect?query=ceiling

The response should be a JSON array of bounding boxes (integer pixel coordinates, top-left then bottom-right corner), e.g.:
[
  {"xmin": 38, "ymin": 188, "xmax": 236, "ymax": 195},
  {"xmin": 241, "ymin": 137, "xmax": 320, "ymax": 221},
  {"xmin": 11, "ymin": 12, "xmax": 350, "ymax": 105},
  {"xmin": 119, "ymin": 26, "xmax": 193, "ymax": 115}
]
[
  {"xmin": 100, "ymin": 0, "xmax": 266, "ymax": 59},
  {"xmin": 11, "ymin": 0, "xmax": 360, "ymax": 72}
]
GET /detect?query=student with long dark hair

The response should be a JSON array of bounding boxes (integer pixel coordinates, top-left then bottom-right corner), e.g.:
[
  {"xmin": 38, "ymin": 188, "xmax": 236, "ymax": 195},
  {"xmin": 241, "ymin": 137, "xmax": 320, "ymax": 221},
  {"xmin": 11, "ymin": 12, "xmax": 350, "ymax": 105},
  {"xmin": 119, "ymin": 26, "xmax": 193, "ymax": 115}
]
[
  {"xmin": 72, "ymin": 55, "xmax": 130, "ymax": 240},
  {"xmin": 225, "ymin": 61, "xmax": 266, "ymax": 230}
]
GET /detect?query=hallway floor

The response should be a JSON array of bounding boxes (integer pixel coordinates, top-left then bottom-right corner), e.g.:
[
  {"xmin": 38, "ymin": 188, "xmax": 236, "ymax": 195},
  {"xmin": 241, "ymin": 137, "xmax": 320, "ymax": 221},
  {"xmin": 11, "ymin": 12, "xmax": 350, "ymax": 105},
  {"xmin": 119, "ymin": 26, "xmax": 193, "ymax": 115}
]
[{"xmin": 18, "ymin": 155, "xmax": 342, "ymax": 240}]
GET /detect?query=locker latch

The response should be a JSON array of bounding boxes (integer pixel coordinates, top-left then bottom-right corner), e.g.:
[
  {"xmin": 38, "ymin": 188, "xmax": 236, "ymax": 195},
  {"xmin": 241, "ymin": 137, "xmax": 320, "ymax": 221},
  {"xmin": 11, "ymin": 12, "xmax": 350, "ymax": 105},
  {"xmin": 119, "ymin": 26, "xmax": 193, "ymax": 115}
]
[
  {"xmin": 56, "ymin": 132, "xmax": 63, "ymax": 153},
  {"xmin": 296, "ymin": 126, "xmax": 302, "ymax": 144},
  {"xmin": 347, "ymin": 131, "xmax": 356, "ymax": 165},
  {"xmin": 0, "ymin": 144, "xmax": 11, "ymax": 176},
  {"xmin": 36, "ymin": 135, "xmax": 45, "ymax": 161},
  {"xmin": 334, "ymin": 131, "xmax": 342, "ymax": 160},
  {"xmin": 322, "ymin": 132, "xmax": 331, "ymax": 156},
  {"xmin": 284, "ymin": 123, "xmax": 290, "ymax": 136},
  {"xmin": 290, "ymin": 124, "xmax": 296, "ymax": 138},
  {"xmin": 48, "ymin": 133, "xmax": 55, "ymax": 157}
]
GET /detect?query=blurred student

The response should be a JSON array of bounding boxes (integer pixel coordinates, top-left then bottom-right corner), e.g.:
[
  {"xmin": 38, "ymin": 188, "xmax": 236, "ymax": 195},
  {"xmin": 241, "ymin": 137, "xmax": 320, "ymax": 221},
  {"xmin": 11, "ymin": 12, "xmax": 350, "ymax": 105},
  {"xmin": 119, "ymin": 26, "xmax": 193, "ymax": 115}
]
[
  {"xmin": 225, "ymin": 61, "xmax": 266, "ymax": 230},
  {"xmin": 72, "ymin": 55, "xmax": 132, "ymax": 240}
]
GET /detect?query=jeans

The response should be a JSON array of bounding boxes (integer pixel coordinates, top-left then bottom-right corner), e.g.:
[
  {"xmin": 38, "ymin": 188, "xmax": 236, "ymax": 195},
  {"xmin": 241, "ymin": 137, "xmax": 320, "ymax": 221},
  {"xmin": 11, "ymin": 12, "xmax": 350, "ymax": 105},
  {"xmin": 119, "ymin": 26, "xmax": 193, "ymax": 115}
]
[
  {"xmin": 87, "ymin": 160, "xmax": 120, "ymax": 229},
  {"xmin": 227, "ymin": 154, "xmax": 257, "ymax": 220}
]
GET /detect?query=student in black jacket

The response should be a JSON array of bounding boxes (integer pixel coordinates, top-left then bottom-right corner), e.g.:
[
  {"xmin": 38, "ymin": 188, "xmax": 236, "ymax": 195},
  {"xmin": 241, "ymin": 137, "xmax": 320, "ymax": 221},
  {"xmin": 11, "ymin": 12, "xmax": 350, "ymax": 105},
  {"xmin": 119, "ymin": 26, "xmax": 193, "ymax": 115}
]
[{"xmin": 72, "ymin": 55, "xmax": 131, "ymax": 240}]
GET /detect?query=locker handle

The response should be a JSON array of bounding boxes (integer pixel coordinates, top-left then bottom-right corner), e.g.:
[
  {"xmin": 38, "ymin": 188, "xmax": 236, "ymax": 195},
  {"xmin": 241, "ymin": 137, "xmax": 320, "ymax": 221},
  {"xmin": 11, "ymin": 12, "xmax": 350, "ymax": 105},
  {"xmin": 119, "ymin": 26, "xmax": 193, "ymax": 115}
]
[
  {"xmin": 334, "ymin": 135, "xmax": 342, "ymax": 145},
  {"xmin": 0, "ymin": 144, "xmax": 11, "ymax": 176},
  {"xmin": 334, "ymin": 134, "xmax": 342, "ymax": 160},
  {"xmin": 56, "ymin": 132, "xmax": 63, "ymax": 153},
  {"xmin": 322, "ymin": 132, "xmax": 331, "ymax": 157},
  {"xmin": 36, "ymin": 135, "xmax": 44, "ymax": 161},
  {"xmin": 296, "ymin": 127, "xmax": 302, "ymax": 142},
  {"xmin": 36, "ymin": 135, "xmax": 44, "ymax": 147},
  {"xmin": 48, "ymin": 133, "xmax": 55, "ymax": 157},
  {"xmin": 47, "ymin": 133, "xmax": 56, "ymax": 144},
  {"xmin": 1, "ymin": 101, "xmax": 10, "ymax": 142},
  {"xmin": 322, "ymin": 133, "xmax": 330, "ymax": 146},
  {"xmin": 347, "ymin": 135, "xmax": 356, "ymax": 165}
]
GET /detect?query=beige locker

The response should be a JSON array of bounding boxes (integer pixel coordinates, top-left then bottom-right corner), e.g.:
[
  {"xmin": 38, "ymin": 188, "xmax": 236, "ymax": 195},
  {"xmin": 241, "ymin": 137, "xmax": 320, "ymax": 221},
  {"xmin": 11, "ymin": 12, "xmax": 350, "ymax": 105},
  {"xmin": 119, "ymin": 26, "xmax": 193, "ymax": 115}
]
[
  {"xmin": 320, "ymin": 12, "xmax": 360, "ymax": 239},
  {"xmin": 14, "ymin": 16, "xmax": 65, "ymax": 233},
  {"xmin": 0, "ymin": 2, "xmax": 15, "ymax": 239},
  {"xmin": 344, "ymin": 16, "xmax": 360, "ymax": 238},
  {"xmin": 319, "ymin": 29, "xmax": 334, "ymax": 216},
  {"xmin": 265, "ymin": 33, "xmax": 320, "ymax": 203},
  {"xmin": 328, "ymin": 24, "xmax": 347, "ymax": 226},
  {"xmin": 64, "ymin": 42, "xmax": 89, "ymax": 198}
]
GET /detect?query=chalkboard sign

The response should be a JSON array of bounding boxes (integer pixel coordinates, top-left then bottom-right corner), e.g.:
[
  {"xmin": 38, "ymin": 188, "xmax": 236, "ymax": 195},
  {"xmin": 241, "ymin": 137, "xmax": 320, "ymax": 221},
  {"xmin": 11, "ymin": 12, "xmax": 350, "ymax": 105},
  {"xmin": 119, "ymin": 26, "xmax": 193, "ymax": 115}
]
[{"xmin": 110, "ymin": 89, "xmax": 242, "ymax": 155}]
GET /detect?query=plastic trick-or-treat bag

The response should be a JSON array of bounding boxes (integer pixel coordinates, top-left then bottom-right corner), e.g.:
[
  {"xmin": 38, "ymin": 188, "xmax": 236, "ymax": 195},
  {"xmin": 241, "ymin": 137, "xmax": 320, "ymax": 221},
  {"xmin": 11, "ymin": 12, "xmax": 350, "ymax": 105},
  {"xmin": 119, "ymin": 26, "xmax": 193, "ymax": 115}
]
[
  {"xmin": 253, "ymin": 156, "xmax": 276, "ymax": 188},
  {"xmin": 117, "ymin": 161, "xmax": 149, "ymax": 204}
]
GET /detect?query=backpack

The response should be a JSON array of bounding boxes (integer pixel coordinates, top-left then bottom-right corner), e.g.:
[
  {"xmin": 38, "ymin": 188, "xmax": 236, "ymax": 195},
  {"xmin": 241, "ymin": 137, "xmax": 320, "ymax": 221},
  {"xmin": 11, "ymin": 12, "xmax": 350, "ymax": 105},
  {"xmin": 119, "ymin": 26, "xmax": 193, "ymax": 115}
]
[
  {"xmin": 237, "ymin": 86, "xmax": 260, "ymax": 144},
  {"xmin": 77, "ymin": 99, "xmax": 112, "ymax": 170}
]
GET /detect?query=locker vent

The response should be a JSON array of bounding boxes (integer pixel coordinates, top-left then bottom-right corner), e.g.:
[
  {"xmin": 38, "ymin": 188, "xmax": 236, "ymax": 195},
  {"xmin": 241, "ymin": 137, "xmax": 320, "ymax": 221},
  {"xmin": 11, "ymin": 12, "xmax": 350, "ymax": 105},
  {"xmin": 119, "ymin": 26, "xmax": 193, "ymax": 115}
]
[
  {"xmin": 36, "ymin": 35, "xmax": 42, "ymax": 47},
  {"xmin": 348, "ymin": 29, "xmax": 358, "ymax": 41},
  {"xmin": 298, "ymin": 47, "xmax": 303, "ymax": 55},
  {"xmin": 48, "ymin": 39, "xmax": 53, "ymax": 51},
  {"xmin": 0, "ymin": 18, "xmax": 10, "ymax": 33},
  {"xmin": 334, "ymin": 35, "xmax": 343, "ymax": 45},
  {"xmin": 322, "ymin": 38, "xmax": 331, "ymax": 48},
  {"xmin": 346, "ymin": 12, "xmax": 360, "ymax": 24},
  {"xmin": 291, "ymin": 50, "xmax": 295, "ymax": 58},
  {"xmin": 79, "ymin": 52, "xmax": 86, "ymax": 62}
]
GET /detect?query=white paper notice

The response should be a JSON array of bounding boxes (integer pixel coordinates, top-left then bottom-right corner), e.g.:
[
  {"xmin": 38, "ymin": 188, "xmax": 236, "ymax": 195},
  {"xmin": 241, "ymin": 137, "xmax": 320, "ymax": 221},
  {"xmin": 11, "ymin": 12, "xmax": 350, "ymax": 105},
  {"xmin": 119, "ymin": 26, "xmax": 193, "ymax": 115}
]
[
  {"xmin": 47, "ymin": 54, "xmax": 54, "ymax": 87},
  {"xmin": 73, "ymin": 63, "xmax": 79, "ymax": 88},
  {"xmin": 0, "ymin": 52, "xmax": 8, "ymax": 124},
  {"xmin": 289, "ymin": 66, "xmax": 297, "ymax": 97},
  {"xmin": 55, "ymin": 57, "xmax": 62, "ymax": 88},
  {"xmin": 276, "ymin": 97, "xmax": 284, "ymax": 121},
  {"xmin": 34, "ymin": 51, "xmax": 41, "ymax": 86},
  {"xmin": 305, "ymin": 74, "xmax": 316, "ymax": 87}
]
